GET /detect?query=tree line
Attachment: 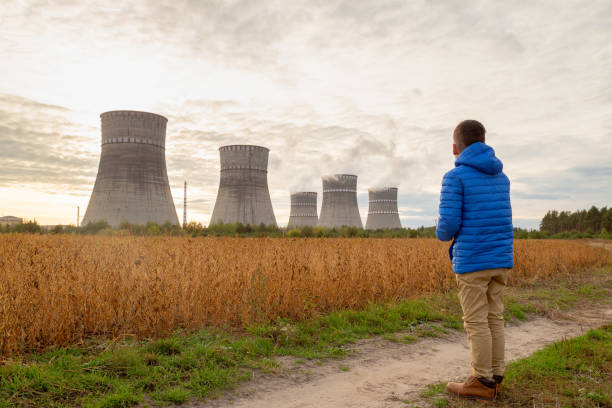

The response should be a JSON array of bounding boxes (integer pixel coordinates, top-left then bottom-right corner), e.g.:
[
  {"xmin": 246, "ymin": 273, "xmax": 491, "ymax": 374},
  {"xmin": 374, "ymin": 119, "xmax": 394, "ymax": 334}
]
[
  {"xmin": 3, "ymin": 206, "xmax": 610, "ymax": 239},
  {"xmin": 0, "ymin": 219, "xmax": 437, "ymax": 238},
  {"xmin": 540, "ymin": 206, "xmax": 611, "ymax": 235}
]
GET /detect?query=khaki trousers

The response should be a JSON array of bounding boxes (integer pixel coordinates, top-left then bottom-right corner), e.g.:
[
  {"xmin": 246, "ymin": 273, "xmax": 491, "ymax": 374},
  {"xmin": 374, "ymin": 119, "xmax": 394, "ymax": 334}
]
[{"xmin": 456, "ymin": 268, "xmax": 510, "ymax": 379}]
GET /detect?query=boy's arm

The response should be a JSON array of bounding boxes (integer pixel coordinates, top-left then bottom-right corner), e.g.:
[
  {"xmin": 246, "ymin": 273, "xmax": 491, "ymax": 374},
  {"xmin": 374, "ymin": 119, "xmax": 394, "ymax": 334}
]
[{"xmin": 436, "ymin": 172, "xmax": 463, "ymax": 242}]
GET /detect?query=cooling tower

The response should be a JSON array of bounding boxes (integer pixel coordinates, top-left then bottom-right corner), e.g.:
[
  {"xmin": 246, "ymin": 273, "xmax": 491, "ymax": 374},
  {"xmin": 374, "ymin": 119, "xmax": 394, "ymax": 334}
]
[
  {"xmin": 82, "ymin": 111, "xmax": 179, "ymax": 227},
  {"xmin": 365, "ymin": 187, "xmax": 402, "ymax": 229},
  {"xmin": 287, "ymin": 192, "xmax": 318, "ymax": 228},
  {"xmin": 318, "ymin": 174, "xmax": 363, "ymax": 228},
  {"xmin": 209, "ymin": 145, "xmax": 277, "ymax": 226}
]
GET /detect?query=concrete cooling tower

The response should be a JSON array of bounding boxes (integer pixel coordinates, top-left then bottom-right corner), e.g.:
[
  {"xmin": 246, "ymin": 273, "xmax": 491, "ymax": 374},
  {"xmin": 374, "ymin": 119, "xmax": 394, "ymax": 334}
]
[
  {"xmin": 365, "ymin": 187, "xmax": 402, "ymax": 230},
  {"xmin": 287, "ymin": 192, "xmax": 318, "ymax": 228},
  {"xmin": 318, "ymin": 174, "xmax": 363, "ymax": 228},
  {"xmin": 209, "ymin": 145, "xmax": 277, "ymax": 226},
  {"xmin": 82, "ymin": 111, "xmax": 179, "ymax": 227}
]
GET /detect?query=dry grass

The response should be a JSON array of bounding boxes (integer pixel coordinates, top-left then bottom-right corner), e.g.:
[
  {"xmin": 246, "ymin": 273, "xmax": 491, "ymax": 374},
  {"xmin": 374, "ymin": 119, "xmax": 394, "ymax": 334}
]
[{"xmin": 0, "ymin": 236, "xmax": 609, "ymax": 355}]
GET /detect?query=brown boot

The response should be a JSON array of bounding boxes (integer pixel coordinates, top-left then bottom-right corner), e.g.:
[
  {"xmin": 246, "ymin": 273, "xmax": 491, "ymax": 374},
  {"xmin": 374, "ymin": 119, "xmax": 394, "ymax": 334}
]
[{"xmin": 446, "ymin": 376, "xmax": 496, "ymax": 400}]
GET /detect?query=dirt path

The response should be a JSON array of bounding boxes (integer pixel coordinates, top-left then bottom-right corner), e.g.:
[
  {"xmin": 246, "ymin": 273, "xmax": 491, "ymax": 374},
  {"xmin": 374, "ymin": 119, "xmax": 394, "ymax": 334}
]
[{"xmin": 192, "ymin": 307, "xmax": 612, "ymax": 408}]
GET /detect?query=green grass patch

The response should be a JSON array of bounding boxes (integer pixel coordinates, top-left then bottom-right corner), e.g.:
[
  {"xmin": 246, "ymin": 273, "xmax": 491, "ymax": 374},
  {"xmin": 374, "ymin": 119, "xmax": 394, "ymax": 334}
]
[
  {"xmin": 401, "ymin": 335, "xmax": 419, "ymax": 344},
  {"xmin": 98, "ymin": 385, "xmax": 141, "ymax": 408},
  {"xmin": 153, "ymin": 387, "xmax": 190, "ymax": 404},
  {"xmin": 0, "ymin": 298, "xmax": 457, "ymax": 407},
  {"xmin": 500, "ymin": 267, "xmax": 612, "ymax": 323},
  {"xmin": 421, "ymin": 383, "xmax": 448, "ymax": 407},
  {"xmin": 1, "ymin": 267, "xmax": 609, "ymax": 407},
  {"xmin": 146, "ymin": 337, "xmax": 184, "ymax": 356},
  {"xmin": 498, "ymin": 324, "xmax": 612, "ymax": 407},
  {"xmin": 436, "ymin": 324, "xmax": 612, "ymax": 407},
  {"xmin": 503, "ymin": 299, "xmax": 535, "ymax": 321},
  {"xmin": 421, "ymin": 383, "xmax": 446, "ymax": 397}
]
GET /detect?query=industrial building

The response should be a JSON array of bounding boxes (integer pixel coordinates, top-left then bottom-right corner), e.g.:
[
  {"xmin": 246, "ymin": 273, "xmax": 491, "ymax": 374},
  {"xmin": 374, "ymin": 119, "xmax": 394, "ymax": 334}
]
[
  {"xmin": 81, "ymin": 110, "xmax": 180, "ymax": 227},
  {"xmin": 0, "ymin": 216, "xmax": 23, "ymax": 226},
  {"xmin": 365, "ymin": 187, "xmax": 402, "ymax": 229},
  {"xmin": 287, "ymin": 192, "xmax": 318, "ymax": 228},
  {"xmin": 209, "ymin": 145, "xmax": 277, "ymax": 226},
  {"xmin": 318, "ymin": 174, "xmax": 363, "ymax": 228}
]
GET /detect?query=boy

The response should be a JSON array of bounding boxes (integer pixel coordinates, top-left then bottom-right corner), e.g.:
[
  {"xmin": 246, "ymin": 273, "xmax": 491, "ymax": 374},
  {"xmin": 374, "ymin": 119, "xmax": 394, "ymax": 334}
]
[{"xmin": 436, "ymin": 120, "xmax": 513, "ymax": 400}]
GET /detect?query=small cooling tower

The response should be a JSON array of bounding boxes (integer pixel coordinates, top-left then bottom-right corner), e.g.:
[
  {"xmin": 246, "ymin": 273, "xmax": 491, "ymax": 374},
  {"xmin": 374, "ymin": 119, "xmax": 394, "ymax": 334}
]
[
  {"xmin": 365, "ymin": 187, "xmax": 402, "ymax": 229},
  {"xmin": 82, "ymin": 111, "xmax": 179, "ymax": 227},
  {"xmin": 209, "ymin": 145, "xmax": 277, "ymax": 226},
  {"xmin": 318, "ymin": 174, "xmax": 363, "ymax": 228},
  {"xmin": 287, "ymin": 192, "xmax": 318, "ymax": 228}
]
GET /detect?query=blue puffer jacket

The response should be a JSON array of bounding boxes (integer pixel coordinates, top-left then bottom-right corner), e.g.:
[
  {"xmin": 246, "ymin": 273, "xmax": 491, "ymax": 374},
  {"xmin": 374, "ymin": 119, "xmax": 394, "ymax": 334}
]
[{"xmin": 436, "ymin": 142, "xmax": 513, "ymax": 274}]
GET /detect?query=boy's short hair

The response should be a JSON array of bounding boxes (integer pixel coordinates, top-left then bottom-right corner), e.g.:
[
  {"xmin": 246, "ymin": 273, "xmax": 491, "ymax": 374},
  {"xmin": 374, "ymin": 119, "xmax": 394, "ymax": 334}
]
[{"xmin": 454, "ymin": 120, "xmax": 486, "ymax": 149}]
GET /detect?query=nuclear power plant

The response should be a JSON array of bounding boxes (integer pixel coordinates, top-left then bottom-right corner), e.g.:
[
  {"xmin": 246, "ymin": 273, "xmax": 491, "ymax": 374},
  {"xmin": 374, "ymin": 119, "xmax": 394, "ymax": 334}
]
[
  {"xmin": 318, "ymin": 174, "xmax": 363, "ymax": 228},
  {"xmin": 287, "ymin": 192, "xmax": 318, "ymax": 228},
  {"xmin": 365, "ymin": 187, "xmax": 402, "ymax": 229},
  {"xmin": 209, "ymin": 145, "xmax": 277, "ymax": 226},
  {"xmin": 79, "ymin": 113, "xmax": 409, "ymax": 230},
  {"xmin": 81, "ymin": 111, "xmax": 179, "ymax": 227}
]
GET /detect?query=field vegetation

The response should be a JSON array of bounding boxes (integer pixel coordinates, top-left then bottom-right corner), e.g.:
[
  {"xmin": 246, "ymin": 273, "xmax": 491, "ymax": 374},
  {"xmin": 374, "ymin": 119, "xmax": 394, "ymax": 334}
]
[
  {"xmin": 1, "ymin": 236, "xmax": 609, "ymax": 356},
  {"xmin": 3, "ymin": 218, "xmax": 612, "ymax": 239},
  {"xmin": 0, "ymin": 265, "xmax": 609, "ymax": 408},
  {"xmin": 422, "ymin": 323, "xmax": 612, "ymax": 407}
]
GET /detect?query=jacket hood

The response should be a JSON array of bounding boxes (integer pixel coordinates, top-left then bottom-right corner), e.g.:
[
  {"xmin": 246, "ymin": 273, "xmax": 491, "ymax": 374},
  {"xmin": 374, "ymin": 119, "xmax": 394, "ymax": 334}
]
[{"xmin": 455, "ymin": 142, "xmax": 503, "ymax": 175}]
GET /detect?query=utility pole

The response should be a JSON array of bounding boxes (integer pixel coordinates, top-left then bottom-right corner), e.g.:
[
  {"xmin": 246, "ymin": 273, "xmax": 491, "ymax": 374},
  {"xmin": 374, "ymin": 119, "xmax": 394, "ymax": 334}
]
[
  {"xmin": 77, "ymin": 206, "xmax": 80, "ymax": 227},
  {"xmin": 183, "ymin": 181, "xmax": 187, "ymax": 228}
]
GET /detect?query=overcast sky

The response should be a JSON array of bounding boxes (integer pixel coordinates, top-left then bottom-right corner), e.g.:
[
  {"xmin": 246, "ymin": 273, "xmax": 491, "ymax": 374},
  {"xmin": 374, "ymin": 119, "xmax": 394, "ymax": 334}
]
[{"xmin": 1, "ymin": 0, "xmax": 610, "ymax": 228}]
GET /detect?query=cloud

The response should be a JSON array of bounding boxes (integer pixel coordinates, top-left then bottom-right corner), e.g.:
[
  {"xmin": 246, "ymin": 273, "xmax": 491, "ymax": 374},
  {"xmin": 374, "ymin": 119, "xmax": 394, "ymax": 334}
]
[
  {"xmin": 0, "ymin": 95, "xmax": 97, "ymax": 194},
  {"xmin": 0, "ymin": 94, "xmax": 70, "ymax": 112},
  {"xmin": 514, "ymin": 166, "xmax": 612, "ymax": 197},
  {"xmin": 0, "ymin": 0, "xmax": 611, "ymax": 226}
]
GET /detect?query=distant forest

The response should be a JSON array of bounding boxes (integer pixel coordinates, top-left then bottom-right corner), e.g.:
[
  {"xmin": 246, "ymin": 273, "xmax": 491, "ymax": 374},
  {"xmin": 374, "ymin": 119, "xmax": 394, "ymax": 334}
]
[
  {"xmin": 0, "ymin": 219, "xmax": 437, "ymax": 238},
  {"xmin": 540, "ymin": 206, "xmax": 611, "ymax": 234},
  {"xmin": 2, "ymin": 206, "xmax": 610, "ymax": 239}
]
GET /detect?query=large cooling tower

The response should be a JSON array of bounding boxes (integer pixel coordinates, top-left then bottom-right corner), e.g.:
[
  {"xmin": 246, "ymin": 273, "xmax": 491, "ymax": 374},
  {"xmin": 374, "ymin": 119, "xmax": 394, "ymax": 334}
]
[
  {"xmin": 365, "ymin": 187, "xmax": 402, "ymax": 229},
  {"xmin": 287, "ymin": 192, "xmax": 318, "ymax": 228},
  {"xmin": 82, "ymin": 111, "xmax": 179, "ymax": 227},
  {"xmin": 318, "ymin": 174, "xmax": 363, "ymax": 228},
  {"xmin": 209, "ymin": 145, "xmax": 277, "ymax": 226}
]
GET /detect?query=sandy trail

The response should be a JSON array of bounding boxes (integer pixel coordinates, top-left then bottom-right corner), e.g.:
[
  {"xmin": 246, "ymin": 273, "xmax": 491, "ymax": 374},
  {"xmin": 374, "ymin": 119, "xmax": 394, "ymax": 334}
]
[{"xmin": 193, "ymin": 307, "xmax": 612, "ymax": 408}]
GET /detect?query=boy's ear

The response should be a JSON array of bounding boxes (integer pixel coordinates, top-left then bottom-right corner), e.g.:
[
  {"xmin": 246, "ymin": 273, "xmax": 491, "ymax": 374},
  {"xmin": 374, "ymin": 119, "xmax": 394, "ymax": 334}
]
[{"xmin": 453, "ymin": 144, "xmax": 459, "ymax": 156}]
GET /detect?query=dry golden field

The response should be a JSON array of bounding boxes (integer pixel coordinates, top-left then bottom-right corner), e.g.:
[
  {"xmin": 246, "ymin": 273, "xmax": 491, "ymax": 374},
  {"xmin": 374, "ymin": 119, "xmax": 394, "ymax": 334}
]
[{"xmin": 0, "ymin": 235, "xmax": 609, "ymax": 355}]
